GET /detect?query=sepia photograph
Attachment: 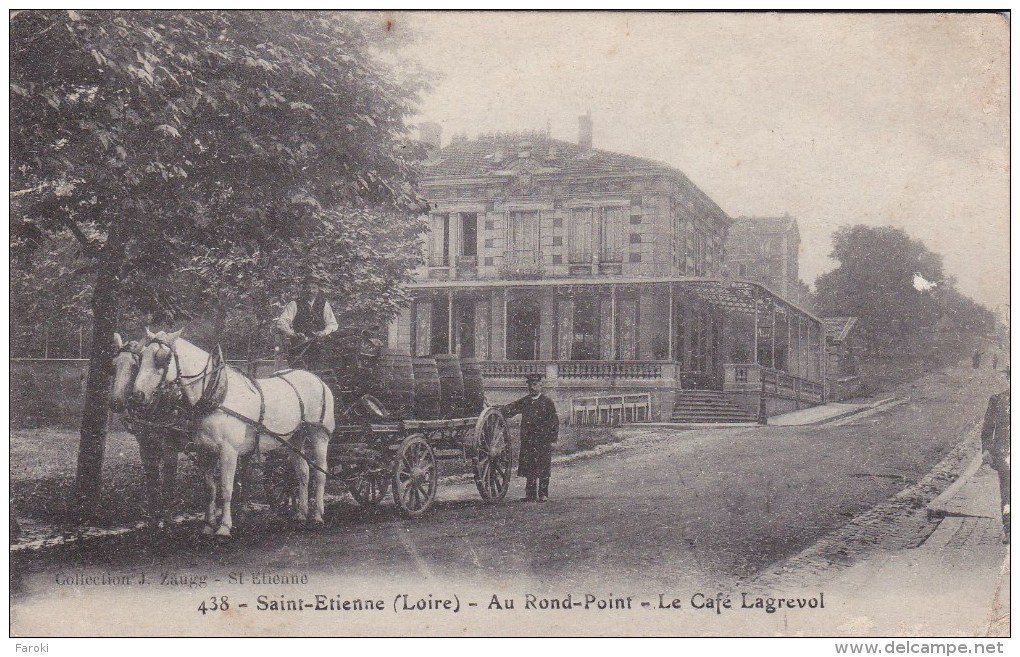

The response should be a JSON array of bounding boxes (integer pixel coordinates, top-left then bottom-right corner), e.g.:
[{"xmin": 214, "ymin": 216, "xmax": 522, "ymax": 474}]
[{"xmin": 8, "ymin": 10, "xmax": 1011, "ymax": 642}]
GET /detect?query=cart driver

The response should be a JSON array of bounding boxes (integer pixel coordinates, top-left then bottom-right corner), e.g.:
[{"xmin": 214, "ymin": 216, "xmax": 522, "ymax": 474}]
[{"xmin": 275, "ymin": 274, "xmax": 338, "ymax": 370}]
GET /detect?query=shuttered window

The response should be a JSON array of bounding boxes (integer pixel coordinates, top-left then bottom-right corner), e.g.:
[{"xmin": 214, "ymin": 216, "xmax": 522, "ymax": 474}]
[
  {"xmin": 507, "ymin": 211, "xmax": 540, "ymax": 266},
  {"xmin": 600, "ymin": 207, "xmax": 624, "ymax": 263},
  {"xmin": 429, "ymin": 214, "xmax": 450, "ymax": 266},
  {"xmin": 568, "ymin": 208, "xmax": 593, "ymax": 263}
]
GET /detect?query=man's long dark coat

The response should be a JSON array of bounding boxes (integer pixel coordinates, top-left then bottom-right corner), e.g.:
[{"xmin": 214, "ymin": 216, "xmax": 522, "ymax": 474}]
[
  {"xmin": 502, "ymin": 393, "xmax": 559, "ymax": 479},
  {"xmin": 982, "ymin": 388, "xmax": 1011, "ymax": 513}
]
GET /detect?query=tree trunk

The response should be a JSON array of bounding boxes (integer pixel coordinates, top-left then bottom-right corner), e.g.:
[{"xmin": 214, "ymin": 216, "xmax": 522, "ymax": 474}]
[
  {"xmin": 213, "ymin": 292, "xmax": 228, "ymax": 349},
  {"xmin": 71, "ymin": 227, "xmax": 125, "ymax": 521}
]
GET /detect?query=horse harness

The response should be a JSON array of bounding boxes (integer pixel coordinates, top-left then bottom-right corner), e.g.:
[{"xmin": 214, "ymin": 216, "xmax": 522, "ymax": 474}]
[
  {"xmin": 118, "ymin": 343, "xmax": 192, "ymax": 448},
  {"xmin": 142, "ymin": 337, "xmax": 331, "ymax": 475},
  {"xmin": 215, "ymin": 369, "xmax": 329, "ymax": 440}
]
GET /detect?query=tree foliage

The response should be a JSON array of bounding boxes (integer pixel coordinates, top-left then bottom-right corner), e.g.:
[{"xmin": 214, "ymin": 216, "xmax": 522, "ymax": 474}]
[
  {"xmin": 185, "ymin": 207, "xmax": 427, "ymax": 358},
  {"xmin": 813, "ymin": 225, "xmax": 994, "ymax": 354},
  {"xmin": 10, "ymin": 10, "xmax": 431, "ymax": 514},
  {"xmin": 12, "ymin": 10, "xmax": 429, "ymax": 310}
]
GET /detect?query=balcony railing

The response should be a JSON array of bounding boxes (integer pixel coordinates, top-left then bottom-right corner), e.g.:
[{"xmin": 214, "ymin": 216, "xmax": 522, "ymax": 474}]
[
  {"xmin": 479, "ymin": 360, "xmax": 548, "ymax": 379},
  {"xmin": 723, "ymin": 363, "xmax": 825, "ymax": 404},
  {"xmin": 500, "ymin": 251, "xmax": 544, "ymax": 279},
  {"xmin": 479, "ymin": 360, "xmax": 673, "ymax": 381},
  {"xmin": 559, "ymin": 361, "xmax": 662, "ymax": 379}
]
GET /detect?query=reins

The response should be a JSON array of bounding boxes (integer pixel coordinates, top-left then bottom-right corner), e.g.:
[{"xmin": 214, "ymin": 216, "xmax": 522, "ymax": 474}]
[{"xmin": 286, "ymin": 336, "xmax": 318, "ymax": 364}]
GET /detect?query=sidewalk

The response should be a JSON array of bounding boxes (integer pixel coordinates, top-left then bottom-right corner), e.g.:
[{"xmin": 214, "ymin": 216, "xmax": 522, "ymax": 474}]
[
  {"xmin": 774, "ymin": 452, "xmax": 1010, "ymax": 636},
  {"xmin": 768, "ymin": 396, "xmax": 899, "ymax": 426}
]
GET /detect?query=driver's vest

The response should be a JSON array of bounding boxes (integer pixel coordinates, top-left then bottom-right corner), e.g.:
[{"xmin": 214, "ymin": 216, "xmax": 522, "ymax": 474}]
[{"xmin": 293, "ymin": 296, "xmax": 327, "ymax": 336}]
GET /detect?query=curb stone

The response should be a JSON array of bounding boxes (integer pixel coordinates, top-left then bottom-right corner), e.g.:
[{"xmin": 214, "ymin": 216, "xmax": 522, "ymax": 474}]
[{"xmin": 747, "ymin": 421, "xmax": 981, "ymax": 591}]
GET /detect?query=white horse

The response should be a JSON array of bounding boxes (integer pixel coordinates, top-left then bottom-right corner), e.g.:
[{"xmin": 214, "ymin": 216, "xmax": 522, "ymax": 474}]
[{"xmin": 130, "ymin": 328, "xmax": 335, "ymax": 537}]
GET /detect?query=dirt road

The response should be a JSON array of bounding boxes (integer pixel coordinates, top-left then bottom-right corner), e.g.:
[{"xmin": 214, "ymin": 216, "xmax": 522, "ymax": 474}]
[{"xmin": 10, "ymin": 363, "xmax": 1006, "ymax": 636}]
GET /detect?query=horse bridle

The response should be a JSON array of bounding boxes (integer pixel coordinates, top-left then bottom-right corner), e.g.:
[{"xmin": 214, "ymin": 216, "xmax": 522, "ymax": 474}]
[
  {"xmin": 115, "ymin": 342, "xmax": 141, "ymax": 367},
  {"xmin": 143, "ymin": 338, "xmax": 226, "ymax": 411}
]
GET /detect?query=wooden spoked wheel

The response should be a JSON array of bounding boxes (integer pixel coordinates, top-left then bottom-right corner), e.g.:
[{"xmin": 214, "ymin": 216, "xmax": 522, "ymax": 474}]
[
  {"xmin": 391, "ymin": 434, "xmax": 438, "ymax": 516},
  {"xmin": 473, "ymin": 407, "xmax": 513, "ymax": 501},
  {"xmin": 349, "ymin": 470, "xmax": 389, "ymax": 506},
  {"xmin": 262, "ymin": 451, "xmax": 295, "ymax": 516}
]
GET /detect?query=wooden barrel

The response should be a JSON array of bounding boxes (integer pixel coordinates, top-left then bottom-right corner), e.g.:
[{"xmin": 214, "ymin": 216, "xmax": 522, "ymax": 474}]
[
  {"xmin": 432, "ymin": 354, "xmax": 465, "ymax": 419},
  {"xmin": 412, "ymin": 357, "xmax": 442, "ymax": 420},
  {"xmin": 459, "ymin": 357, "xmax": 485, "ymax": 416},
  {"xmin": 372, "ymin": 349, "xmax": 415, "ymax": 419}
]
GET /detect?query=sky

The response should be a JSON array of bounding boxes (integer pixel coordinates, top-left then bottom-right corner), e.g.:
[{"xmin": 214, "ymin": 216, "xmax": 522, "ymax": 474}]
[{"xmin": 387, "ymin": 12, "xmax": 1009, "ymax": 311}]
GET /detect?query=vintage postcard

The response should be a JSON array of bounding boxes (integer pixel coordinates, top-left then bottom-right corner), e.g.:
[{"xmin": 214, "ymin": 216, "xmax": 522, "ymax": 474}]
[{"xmin": 9, "ymin": 11, "xmax": 1010, "ymax": 643}]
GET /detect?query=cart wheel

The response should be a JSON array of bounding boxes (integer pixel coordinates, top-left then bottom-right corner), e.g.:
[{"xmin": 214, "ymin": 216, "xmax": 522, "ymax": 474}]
[
  {"xmin": 391, "ymin": 434, "xmax": 437, "ymax": 516},
  {"xmin": 263, "ymin": 451, "xmax": 295, "ymax": 516},
  {"xmin": 473, "ymin": 407, "xmax": 513, "ymax": 501},
  {"xmin": 349, "ymin": 470, "xmax": 389, "ymax": 506}
]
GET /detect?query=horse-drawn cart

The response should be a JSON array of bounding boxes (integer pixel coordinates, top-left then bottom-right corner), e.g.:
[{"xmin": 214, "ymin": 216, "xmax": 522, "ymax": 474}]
[
  {"xmin": 263, "ymin": 334, "xmax": 514, "ymax": 517},
  {"xmin": 115, "ymin": 328, "xmax": 514, "ymax": 532}
]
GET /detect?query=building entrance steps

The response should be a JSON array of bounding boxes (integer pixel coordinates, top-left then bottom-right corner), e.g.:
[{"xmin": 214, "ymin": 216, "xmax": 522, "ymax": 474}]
[{"xmin": 670, "ymin": 389, "xmax": 757, "ymax": 423}]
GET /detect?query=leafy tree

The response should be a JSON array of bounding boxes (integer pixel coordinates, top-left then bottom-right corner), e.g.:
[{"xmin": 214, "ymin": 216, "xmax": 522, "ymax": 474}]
[
  {"xmin": 814, "ymin": 225, "xmax": 991, "ymax": 356},
  {"xmin": 10, "ymin": 224, "xmax": 94, "ymax": 355},
  {"xmin": 186, "ymin": 207, "xmax": 427, "ymax": 359},
  {"xmin": 10, "ymin": 10, "xmax": 428, "ymax": 517}
]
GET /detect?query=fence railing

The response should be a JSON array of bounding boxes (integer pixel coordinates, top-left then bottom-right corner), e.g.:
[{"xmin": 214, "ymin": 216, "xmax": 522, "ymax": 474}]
[
  {"xmin": 570, "ymin": 393, "xmax": 651, "ymax": 426},
  {"xmin": 479, "ymin": 360, "xmax": 674, "ymax": 381},
  {"xmin": 12, "ymin": 326, "xmax": 93, "ymax": 360},
  {"xmin": 723, "ymin": 363, "xmax": 825, "ymax": 404},
  {"xmin": 479, "ymin": 360, "xmax": 549, "ymax": 379},
  {"xmin": 558, "ymin": 361, "xmax": 662, "ymax": 380}
]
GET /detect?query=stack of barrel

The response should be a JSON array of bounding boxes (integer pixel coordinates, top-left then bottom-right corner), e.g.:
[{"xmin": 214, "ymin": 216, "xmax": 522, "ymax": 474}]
[
  {"xmin": 370, "ymin": 349, "xmax": 485, "ymax": 420},
  {"xmin": 371, "ymin": 349, "xmax": 415, "ymax": 419}
]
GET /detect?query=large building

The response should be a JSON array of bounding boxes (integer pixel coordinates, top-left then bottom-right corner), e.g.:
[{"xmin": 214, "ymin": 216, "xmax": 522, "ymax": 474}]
[
  {"xmin": 387, "ymin": 117, "xmax": 827, "ymax": 420},
  {"xmin": 724, "ymin": 215, "xmax": 802, "ymax": 304}
]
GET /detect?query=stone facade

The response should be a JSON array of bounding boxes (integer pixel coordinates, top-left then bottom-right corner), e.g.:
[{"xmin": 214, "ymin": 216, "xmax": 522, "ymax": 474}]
[
  {"xmin": 386, "ymin": 118, "xmax": 827, "ymax": 421},
  {"xmin": 725, "ymin": 215, "xmax": 802, "ymax": 303}
]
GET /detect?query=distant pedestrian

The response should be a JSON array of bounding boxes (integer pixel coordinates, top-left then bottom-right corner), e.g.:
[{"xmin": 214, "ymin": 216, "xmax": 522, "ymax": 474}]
[
  {"xmin": 973, "ymin": 350, "xmax": 983, "ymax": 369},
  {"xmin": 992, "ymin": 354, "xmax": 999, "ymax": 371},
  {"xmin": 981, "ymin": 367, "xmax": 1010, "ymax": 543},
  {"xmin": 500, "ymin": 373, "xmax": 559, "ymax": 502}
]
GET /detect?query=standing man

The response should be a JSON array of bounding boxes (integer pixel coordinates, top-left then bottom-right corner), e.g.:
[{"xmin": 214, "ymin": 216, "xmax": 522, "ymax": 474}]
[
  {"xmin": 275, "ymin": 274, "xmax": 339, "ymax": 371},
  {"xmin": 501, "ymin": 373, "xmax": 559, "ymax": 502},
  {"xmin": 981, "ymin": 367, "xmax": 1010, "ymax": 543}
]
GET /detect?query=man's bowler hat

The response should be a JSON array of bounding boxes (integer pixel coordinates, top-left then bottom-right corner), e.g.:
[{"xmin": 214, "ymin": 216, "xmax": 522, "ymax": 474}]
[{"xmin": 524, "ymin": 373, "xmax": 543, "ymax": 383}]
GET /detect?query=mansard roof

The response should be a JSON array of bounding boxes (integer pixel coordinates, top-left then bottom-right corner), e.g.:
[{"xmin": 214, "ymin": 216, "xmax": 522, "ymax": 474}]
[
  {"xmin": 424, "ymin": 132, "xmax": 670, "ymax": 178},
  {"xmin": 422, "ymin": 131, "xmax": 729, "ymax": 222}
]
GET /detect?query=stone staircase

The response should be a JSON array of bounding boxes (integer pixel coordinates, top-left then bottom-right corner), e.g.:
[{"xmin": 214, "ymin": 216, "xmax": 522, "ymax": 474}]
[{"xmin": 671, "ymin": 390, "xmax": 757, "ymax": 423}]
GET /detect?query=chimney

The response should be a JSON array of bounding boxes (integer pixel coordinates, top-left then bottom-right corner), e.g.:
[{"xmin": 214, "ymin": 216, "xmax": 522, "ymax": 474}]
[
  {"xmin": 578, "ymin": 112, "xmax": 593, "ymax": 154},
  {"xmin": 419, "ymin": 122, "xmax": 442, "ymax": 160}
]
